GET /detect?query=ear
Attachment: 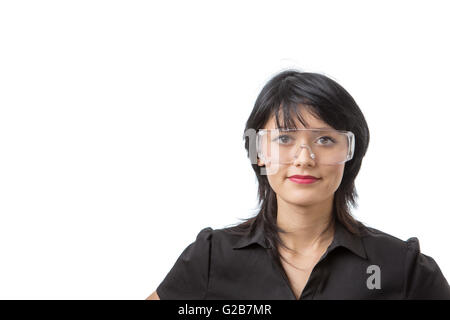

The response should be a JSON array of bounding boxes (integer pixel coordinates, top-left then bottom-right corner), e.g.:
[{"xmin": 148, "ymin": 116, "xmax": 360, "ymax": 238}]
[{"xmin": 257, "ymin": 158, "xmax": 265, "ymax": 166}]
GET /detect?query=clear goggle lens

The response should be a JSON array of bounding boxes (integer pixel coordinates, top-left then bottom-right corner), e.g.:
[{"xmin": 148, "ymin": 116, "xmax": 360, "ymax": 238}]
[{"xmin": 256, "ymin": 128, "xmax": 355, "ymax": 165}]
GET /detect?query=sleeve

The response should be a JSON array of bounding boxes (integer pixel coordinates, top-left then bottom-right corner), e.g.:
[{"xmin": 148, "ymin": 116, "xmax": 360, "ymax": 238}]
[
  {"xmin": 156, "ymin": 227, "xmax": 213, "ymax": 300},
  {"xmin": 403, "ymin": 237, "xmax": 450, "ymax": 299}
]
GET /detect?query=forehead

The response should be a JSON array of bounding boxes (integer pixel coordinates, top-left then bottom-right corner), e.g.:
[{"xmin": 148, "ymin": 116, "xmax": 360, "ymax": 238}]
[{"xmin": 263, "ymin": 107, "xmax": 333, "ymax": 130}]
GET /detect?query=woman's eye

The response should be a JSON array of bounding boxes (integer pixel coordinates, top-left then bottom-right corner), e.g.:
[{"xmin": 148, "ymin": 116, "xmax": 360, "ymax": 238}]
[
  {"xmin": 317, "ymin": 136, "xmax": 335, "ymax": 145},
  {"xmin": 277, "ymin": 135, "xmax": 292, "ymax": 144}
]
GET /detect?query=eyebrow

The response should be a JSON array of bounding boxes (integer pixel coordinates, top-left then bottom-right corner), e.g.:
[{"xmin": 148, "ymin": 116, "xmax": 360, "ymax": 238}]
[
  {"xmin": 276, "ymin": 126, "xmax": 334, "ymax": 130},
  {"xmin": 310, "ymin": 126, "xmax": 333, "ymax": 129}
]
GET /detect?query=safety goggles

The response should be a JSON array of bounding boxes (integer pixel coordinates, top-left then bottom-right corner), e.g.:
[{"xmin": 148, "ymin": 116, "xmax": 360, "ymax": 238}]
[{"xmin": 256, "ymin": 128, "xmax": 355, "ymax": 165}]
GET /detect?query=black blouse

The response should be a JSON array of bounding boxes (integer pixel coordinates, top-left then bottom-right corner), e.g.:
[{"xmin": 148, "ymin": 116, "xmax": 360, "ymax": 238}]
[{"xmin": 156, "ymin": 219, "xmax": 450, "ymax": 299}]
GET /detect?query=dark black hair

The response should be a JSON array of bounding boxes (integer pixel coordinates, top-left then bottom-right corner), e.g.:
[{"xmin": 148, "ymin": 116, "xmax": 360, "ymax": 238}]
[{"xmin": 224, "ymin": 68, "xmax": 370, "ymax": 265}]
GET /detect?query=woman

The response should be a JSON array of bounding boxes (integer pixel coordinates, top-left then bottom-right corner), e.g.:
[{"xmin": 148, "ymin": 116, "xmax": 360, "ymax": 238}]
[{"xmin": 147, "ymin": 69, "xmax": 450, "ymax": 300}]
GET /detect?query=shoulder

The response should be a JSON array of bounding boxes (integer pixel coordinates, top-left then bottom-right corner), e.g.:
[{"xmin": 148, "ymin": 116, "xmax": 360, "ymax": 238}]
[
  {"xmin": 191, "ymin": 225, "xmax": 240, "ymax": 242},
  {"xmin": 193, "ymin": 225, "xmax": 253, "ymax": 249},
  {"xmin": 187, "ymin": 225, "xmax": 249, "ymax": 254},
  {"xmin": 156, "ymin": 226, "xmax": 214, "ymax": 300},
  {"xmin": 360, "ymin": 223, "xmax": 407, "ymax": 243},
  {"xmin": 358, "ymin": 223, "xmax": 428, "ymax": 266},
  {"xmin": 358, "ymin": 223, "xmax": 450, "ymax": 299},
  {"xmin": 358, "ymin": 223, "xmax": 417, "ymax": 256},
  {"xmin": 195, "ymin": 226, "xmax": 214, "ymax": 241}
]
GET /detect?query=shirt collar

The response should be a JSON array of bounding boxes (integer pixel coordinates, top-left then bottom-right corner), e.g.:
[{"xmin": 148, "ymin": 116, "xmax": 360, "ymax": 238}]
[{"xmin": 231, "ymin": 218, "xmax": 368, "ymax": 260}]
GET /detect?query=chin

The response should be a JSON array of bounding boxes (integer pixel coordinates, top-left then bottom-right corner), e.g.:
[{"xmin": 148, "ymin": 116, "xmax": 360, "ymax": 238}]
[{"xmin": 285, "ymin": 195, "xmax": 319, "ymax": 206}]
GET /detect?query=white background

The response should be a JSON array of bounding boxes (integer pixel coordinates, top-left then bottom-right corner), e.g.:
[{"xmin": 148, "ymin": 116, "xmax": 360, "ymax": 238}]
[{"xmin": 0, "ymin": 0, "xmax": 449, "ymax": 299}]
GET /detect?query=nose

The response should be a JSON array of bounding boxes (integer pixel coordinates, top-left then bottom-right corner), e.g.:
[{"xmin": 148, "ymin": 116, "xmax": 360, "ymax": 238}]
[{"xmin": 292, "ymin": 144, "xmax": 316, "ymax": 166}]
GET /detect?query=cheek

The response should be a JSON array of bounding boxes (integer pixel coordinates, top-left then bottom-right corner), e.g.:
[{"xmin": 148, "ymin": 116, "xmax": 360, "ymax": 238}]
[
  {"xmin": 264, "ymin": 166, "xmax": 286, "ymax": 190},
  {"xmin": 266, "ymin": 172, "xmax": 283, "ymax": 190},
  {"xmin": 322, "ymin": 167, "xmax": 345, "ymax": 192}
]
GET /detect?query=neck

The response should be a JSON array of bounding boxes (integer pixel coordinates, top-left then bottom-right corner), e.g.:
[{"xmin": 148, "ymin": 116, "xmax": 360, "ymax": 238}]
[{"xmin": 276, "ymin": 195, "xmax": 335, "ymax": 255}]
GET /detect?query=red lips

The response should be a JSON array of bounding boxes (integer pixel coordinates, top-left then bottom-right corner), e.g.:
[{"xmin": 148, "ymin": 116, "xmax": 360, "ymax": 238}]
[{"xmin": 288, "ymin": 175, "xmax": 319, "ymax": 179}]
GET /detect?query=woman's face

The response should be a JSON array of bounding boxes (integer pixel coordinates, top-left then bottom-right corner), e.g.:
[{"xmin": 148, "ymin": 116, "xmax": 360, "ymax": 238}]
[{"xmin": 257, "ymin": 109, "xmax": 345, "ymax": 207}]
